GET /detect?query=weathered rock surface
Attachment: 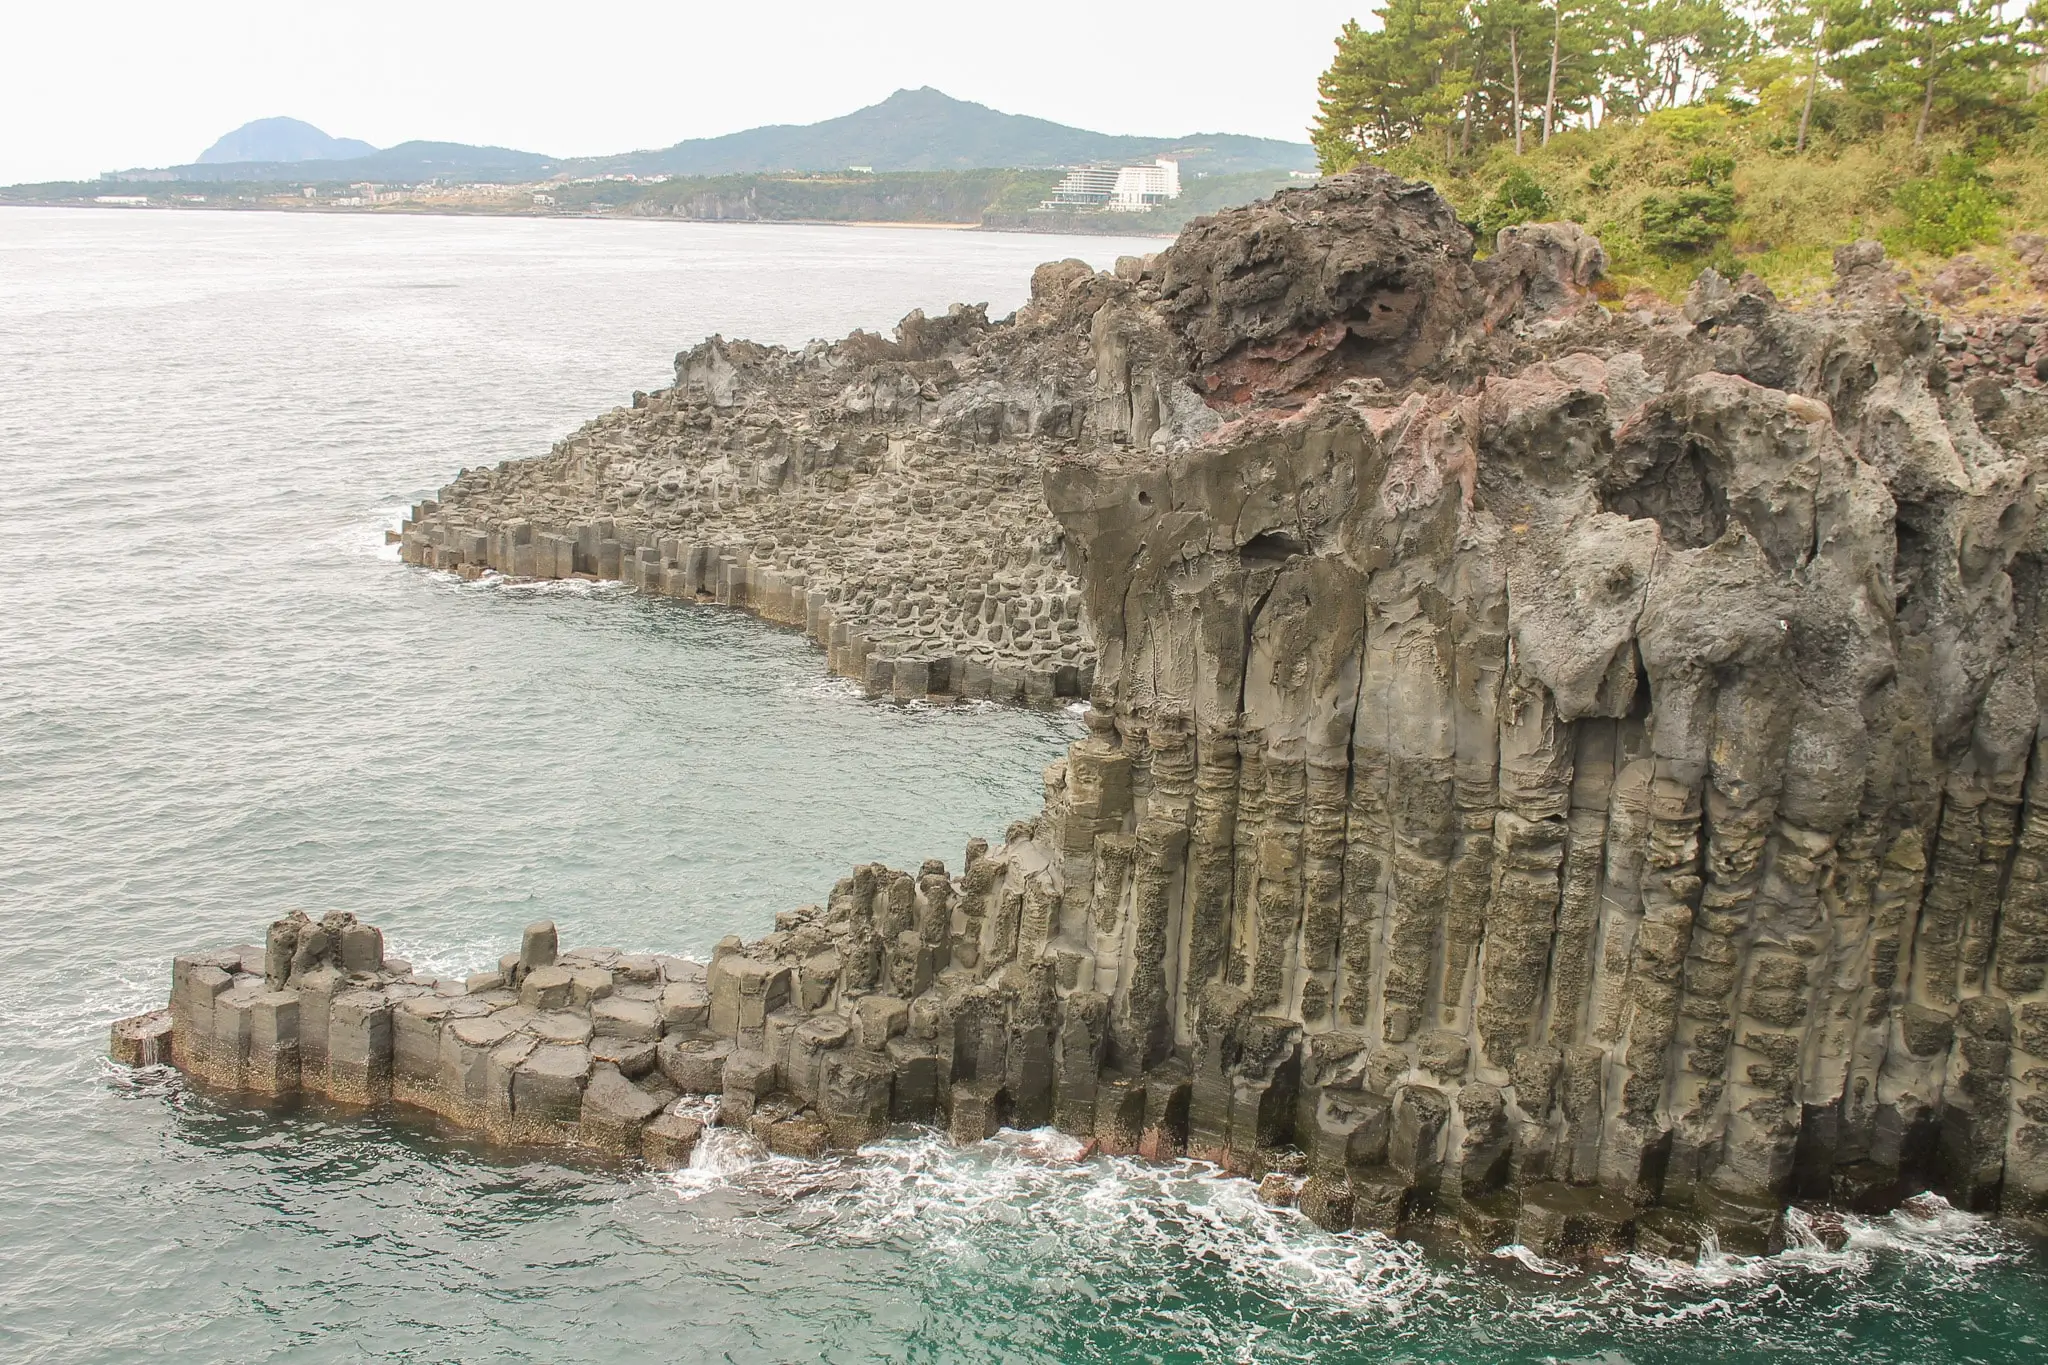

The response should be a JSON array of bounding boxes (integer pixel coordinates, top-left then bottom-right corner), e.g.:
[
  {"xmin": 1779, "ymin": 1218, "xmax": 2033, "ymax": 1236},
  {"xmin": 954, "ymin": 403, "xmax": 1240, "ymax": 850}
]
[
  {"xmin": 133, "ymin": 170, "xmax": 2048, "ymax": 1255},
  {"xmin": 395, "ymin": 260, "xmax": 1134, "ymax": 703}
]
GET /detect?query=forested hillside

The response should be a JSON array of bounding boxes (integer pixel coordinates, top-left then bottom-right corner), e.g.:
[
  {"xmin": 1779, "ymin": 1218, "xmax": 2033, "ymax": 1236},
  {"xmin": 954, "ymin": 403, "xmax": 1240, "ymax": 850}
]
[{"xmin": 1311, "ymin": 1, "xmax": 2048, "ymax": 301}]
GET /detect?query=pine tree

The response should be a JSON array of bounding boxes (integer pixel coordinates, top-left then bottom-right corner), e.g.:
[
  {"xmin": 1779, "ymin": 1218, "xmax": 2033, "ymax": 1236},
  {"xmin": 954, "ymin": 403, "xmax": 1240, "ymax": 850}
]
[
  {"xmin": 1539, "ymin": 2, "xmax": 1607, "ymax": 142},
  {"xmin": 1767, "ymin": 0, "xmax": 1851, "ymax": 153},
  {"xmin": 1543, "ymin": 1, "xmax": 1566, "ymax": 143},
  {"xmin": 1475, "ymin": 0, "xmax": 1553, "ymax": 153},
  {"xmin": 1835, "ymin": 0, "xmax": 2025, "ymax": 144},
  {"xmin": 1311, "ymin": 1, "xmax": 1479, "ymax": 171},
  {"xmin": 1598, "ymin": 0, "xmax": 1755, "ymax": 117}
]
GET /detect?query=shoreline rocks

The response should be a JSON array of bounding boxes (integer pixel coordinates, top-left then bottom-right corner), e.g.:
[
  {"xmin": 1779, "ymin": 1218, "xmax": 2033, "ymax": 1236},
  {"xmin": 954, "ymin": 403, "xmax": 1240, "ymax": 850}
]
[
  {"xmin": 393, "ymin": 283, "xmax": 1124, "ymax": 704},
  {"xmin": 123, "ymin": 170, "xmax": 2048, "ymax": 1258}
]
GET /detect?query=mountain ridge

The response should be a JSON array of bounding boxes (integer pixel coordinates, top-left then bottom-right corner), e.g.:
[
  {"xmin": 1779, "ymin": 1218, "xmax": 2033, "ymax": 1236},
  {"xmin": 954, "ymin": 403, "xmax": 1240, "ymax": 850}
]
[
  {"xmin": 594, "ymin": 87, "xmax": 1314, "ymax": 177},
  {"xmin": 107, "ymin": 88, "xmax": 1311, "ymax": 184}
]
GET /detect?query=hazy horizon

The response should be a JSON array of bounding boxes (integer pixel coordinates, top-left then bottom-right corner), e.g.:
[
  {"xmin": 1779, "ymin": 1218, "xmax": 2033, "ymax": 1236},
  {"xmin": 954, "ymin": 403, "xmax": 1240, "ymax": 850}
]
[{"xmin": 3, "ymin": 1, "xmax": 1359, "ymax": 185}]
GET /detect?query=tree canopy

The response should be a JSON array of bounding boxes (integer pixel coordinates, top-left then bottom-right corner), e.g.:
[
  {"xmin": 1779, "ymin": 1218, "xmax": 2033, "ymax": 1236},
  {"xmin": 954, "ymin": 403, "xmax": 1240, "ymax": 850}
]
[{"xmin": 1312, "ymin": 0, "xmax": 2048, "ymax": 173}]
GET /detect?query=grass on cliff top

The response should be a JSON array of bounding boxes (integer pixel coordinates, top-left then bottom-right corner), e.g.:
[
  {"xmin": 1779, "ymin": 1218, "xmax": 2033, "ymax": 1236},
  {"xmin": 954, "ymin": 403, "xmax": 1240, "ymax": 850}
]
[{"xmin": 1361, "ymin": 89, "xmax": 2048, "ymax": 309}]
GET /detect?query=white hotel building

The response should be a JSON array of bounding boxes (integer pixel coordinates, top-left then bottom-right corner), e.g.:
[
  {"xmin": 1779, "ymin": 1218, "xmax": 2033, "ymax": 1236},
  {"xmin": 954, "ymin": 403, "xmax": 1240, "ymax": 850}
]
[{"xmin": 1040, "ymin": 158, "xmax": 1182, "ymax": 212}]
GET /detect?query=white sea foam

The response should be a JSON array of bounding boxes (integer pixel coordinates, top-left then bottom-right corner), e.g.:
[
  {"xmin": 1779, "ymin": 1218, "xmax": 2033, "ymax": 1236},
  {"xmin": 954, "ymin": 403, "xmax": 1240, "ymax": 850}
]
[
  {"xmin": 654, "ymin": 1124, "xmax": 1449, "ymax": 1325},
  {"xmin": 1494, "ymin": 1243, "xmax": 1574, "ymax": 1277},
  {"xmin": 392, "ymin": 934, "xmax": 514, "ymax": 983},
  {"xmin": 459, "ymin": 572, "xmax": 618, "ymax": 598},
  {"xmin": 361, "ymin": 505, "xmax": 410, "ymax": 561},
  {"xmin": 800, "ymin": 675, "xmax": 867, "ymax": 702},
  {"xmin": 667, "ymin": 1109, "xmax": 769, "ymax": 1194},
  {"xmin": 640, "ymin": 1118, "xmax": 2038, "ymax": 1354},
  {"xmin": 1620, "ymin": 1191, "xmax": 2013, "ymax": 1303}
]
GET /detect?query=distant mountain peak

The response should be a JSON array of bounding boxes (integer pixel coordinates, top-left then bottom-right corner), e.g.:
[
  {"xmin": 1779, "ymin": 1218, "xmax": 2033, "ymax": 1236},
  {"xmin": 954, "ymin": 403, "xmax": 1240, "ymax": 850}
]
[
  {"xmin": 196, "ymin": 117, "xmax": 378, "ymax": 166},
  {"xmin": 621, "ymin": 88, "xmax": 1310, "ymax": 178},
  {"xmin": 880, "ymin": 86, "xmax": 976, "ymax": 107}
]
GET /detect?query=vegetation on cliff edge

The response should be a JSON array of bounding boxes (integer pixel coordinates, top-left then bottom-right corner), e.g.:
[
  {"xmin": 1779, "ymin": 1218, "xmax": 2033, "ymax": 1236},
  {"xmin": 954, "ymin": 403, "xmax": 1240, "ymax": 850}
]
[{"xmin": 1311, "ymin": 0, "xmax": 2048, "ymax": 303}]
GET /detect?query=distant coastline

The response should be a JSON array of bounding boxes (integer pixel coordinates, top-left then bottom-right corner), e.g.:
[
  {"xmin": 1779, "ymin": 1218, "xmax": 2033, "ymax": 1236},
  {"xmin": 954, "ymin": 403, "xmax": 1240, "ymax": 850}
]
[
  {"xmin": 15, "ymin": 89, "xmax": 1313, "ymax": 240},
  {"xmin": 0, "ymin": 168, "xmax": 1258, "ymax": 236},
  {"xmin": 0, "ymin": 196, "xmax": 1182, "ymax": 238}
]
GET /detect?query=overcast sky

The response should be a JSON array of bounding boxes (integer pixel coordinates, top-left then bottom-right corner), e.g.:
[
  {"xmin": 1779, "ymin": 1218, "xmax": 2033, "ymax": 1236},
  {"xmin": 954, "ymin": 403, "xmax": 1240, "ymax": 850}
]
[{"xmin": 3, "ymin": 2, "xmax": 1364, "ymax": 184}]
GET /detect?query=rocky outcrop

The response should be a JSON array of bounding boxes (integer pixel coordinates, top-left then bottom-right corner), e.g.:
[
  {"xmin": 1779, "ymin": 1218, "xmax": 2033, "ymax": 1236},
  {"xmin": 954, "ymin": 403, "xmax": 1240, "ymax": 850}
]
[
  {"xmin": 132, "ymin": 171, "xmax": 2048, "ymax": 1257},
  {"xmin": 391, "ymin": 168, "xmax": 1605, "ymax": 707},
  {"xmin": 392, "ymin": 278, "xmax": 1131, "ymax": 704}
]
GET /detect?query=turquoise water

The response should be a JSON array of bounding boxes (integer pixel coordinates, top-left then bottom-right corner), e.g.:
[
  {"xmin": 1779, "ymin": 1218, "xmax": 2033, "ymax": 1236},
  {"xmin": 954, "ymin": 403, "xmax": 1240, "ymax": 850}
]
[{"xmin": 2, "ymin": 207, "xmax": 2043, "ymax": 1363}]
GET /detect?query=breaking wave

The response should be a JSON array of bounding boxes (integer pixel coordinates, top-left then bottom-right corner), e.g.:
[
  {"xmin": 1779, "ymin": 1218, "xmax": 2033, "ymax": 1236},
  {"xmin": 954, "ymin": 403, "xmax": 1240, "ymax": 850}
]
[{"xmin": 655, "ymin": 1124, "xmax": 2048, "ymax": 1363}]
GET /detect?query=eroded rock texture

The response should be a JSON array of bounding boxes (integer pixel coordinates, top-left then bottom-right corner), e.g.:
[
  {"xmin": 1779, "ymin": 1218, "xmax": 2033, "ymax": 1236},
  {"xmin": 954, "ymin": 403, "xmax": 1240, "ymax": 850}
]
[
  {"xmin": 392, "ymin": 264, "xmax": 1146, "ymax": 702},
  {"xmin": 133, "ymin": 171, "xmax": 2048, "ymax": 1255}
]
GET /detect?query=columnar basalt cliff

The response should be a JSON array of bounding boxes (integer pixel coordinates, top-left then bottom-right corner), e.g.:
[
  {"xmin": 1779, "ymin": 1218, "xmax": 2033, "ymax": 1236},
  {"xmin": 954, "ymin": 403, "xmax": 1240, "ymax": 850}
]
[
  {"xmin": 390, "ymin": 270, "xmax": 1135, "ymax": 702},
  {"xmin": 123, "ymin": 170, "xmax": 2048, "ymax": 1258}
]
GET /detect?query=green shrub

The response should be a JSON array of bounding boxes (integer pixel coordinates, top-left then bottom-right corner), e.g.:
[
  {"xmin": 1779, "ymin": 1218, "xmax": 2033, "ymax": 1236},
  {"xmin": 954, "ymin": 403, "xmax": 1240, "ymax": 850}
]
[
  {"xmin": 1641, "ymin": 186, "xmax": 1738, "ymax": 255},
  {"xmin": 1645, "ymin": 105, "xmax": 1728, "ymax": 145},
  {"xmin": 1480, "ymin": 167, "xmax": 1552, "ymax": 240},
  {"xmin": 1893, "ymin": 155, "xmax": 2007, "ymax": 256},
  {"xmin": 1639, "ymin": 150, "xmax": 1738, "ymax": 257},
  {"xmin": 1686, "ymin": 151, "xmax": 1735, "ymax": 188}
]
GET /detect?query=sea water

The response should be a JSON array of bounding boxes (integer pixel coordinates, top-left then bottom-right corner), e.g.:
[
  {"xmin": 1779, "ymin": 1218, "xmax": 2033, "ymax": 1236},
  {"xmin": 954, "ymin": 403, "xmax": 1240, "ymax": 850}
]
[{"xmin": 1, "ymin": 207, "xmax": 2043, "ymax": 1363}]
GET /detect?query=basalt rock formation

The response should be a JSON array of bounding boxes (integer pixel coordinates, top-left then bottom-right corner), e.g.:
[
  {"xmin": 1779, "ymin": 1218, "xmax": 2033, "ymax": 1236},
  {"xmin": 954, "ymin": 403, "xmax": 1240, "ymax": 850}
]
[
  {"xmin": 392, "ymin": 273, "xmax": 1127, "ymax": 703},
  {"xmin": 389, "ymin": 173, "xmax": 1606, "ymax": 707},
  {"xmin": 125, "ymin": 169, "xmax": 2048, "ymax": 1258}
]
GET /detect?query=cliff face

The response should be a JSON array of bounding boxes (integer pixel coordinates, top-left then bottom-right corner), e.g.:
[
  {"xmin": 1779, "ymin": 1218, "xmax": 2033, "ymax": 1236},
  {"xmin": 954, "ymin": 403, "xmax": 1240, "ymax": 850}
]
[
  {"xmin": 1029, "ymin": 181, "xmax": 2048, "ymax": 1240},
  {"xmin": 139, "ymin": 171, "xmax": 2048, "ymax": 1256},
  {"xmin": 1030, "ymin": 180, "xmax": 2048, "ymax": 1233}
]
